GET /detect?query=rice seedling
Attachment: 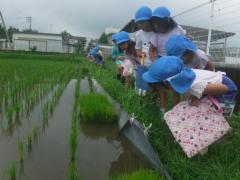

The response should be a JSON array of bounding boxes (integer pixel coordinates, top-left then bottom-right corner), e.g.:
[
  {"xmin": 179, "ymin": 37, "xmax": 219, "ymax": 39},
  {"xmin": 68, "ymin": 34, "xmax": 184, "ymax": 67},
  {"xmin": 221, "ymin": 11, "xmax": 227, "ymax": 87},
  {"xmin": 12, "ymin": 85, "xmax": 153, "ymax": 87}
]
[
  {"xmin": 14, "ymin": 102, "xmax": 21, "ymax": 120},
  {"xmin": 79, "ymin": 93, "xmax": 117, "ymax": 123},
  {"xmin": 6, "ymin": 107, "xmax": 14, "ymax": 125},
  {"xmin": 6, "ymin": 162, "xmax": 17, "ymax": 180},
  {"xmin": 42, "ymin": 101, "xmax": 49, "ymax": 122},
  {"xmin": 18, "ymin": 139, "xmax": 24, "ymax": 162},
  {"xmin": 27, "ymin": 133, "xmax": 33, "ymax": 153},
  {"xmin": 70, "ymin": 122, "xmax": 78, "ymax": 162},
  {"xmin": 81, "ymin": 67, "xmax": 89, "ymax": 77},
  {"xmin": 32, "ymin": 126, "xmax": 40, "ymax": 141},
  {"xmin": 113, "ymin": 170, "xmax": 162, "ymax": 180},
  {"xmin": 70, "ymin": 79, "xmax": 80, "ymax": 162},
  {"xmin": 68, "ymin": 161, "xmax": 79, "ymax": 180}
]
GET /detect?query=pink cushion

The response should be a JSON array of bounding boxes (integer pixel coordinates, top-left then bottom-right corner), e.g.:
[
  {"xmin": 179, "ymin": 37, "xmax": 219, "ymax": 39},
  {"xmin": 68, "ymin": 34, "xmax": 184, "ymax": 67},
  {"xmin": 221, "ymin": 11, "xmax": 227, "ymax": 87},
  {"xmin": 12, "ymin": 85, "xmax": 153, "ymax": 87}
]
[{"xmin": 164, "ymin": 97, "xmax": 231, "ymax": 158}]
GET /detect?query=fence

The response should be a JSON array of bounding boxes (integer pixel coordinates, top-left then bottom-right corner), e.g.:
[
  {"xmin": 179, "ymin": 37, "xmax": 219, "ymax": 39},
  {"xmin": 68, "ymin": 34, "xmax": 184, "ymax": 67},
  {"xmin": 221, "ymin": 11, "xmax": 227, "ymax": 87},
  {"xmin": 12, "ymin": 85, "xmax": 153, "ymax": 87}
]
[{"xmin": 174, "ymin": 0, "xmax": 240, "ymax": 64}]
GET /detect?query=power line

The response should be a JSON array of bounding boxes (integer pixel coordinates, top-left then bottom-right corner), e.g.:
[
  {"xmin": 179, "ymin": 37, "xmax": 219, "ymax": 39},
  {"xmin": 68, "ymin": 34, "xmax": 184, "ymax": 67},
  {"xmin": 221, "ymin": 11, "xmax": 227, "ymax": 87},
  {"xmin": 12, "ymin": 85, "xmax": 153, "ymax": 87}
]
[{"xmin": 173, "ymin": 0, "xmax": 215, "ymax": 18}]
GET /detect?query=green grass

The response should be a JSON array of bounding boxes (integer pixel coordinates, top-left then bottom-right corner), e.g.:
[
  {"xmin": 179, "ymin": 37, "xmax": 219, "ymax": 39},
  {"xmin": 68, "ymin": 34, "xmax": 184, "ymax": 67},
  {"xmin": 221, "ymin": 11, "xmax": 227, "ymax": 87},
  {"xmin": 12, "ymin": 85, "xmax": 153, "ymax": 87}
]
[
  {"xmin": 79, "ymin": 93, "xmax": 117, "ymax": 123},
  {"xmin": 82, "ymin": 58, "xmax": 240, "ymax": 179},
  {"xmin": 114, "ymin": 170, "xmax": 162, "ymax": 180}
]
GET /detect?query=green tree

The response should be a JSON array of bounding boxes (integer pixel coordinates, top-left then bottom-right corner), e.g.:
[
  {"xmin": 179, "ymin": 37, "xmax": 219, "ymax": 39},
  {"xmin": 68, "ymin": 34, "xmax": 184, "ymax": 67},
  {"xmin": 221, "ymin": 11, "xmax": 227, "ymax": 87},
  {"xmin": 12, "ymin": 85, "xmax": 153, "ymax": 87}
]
[
  {"xmin": 7, "ymin": 26, "xmax": 20, "ymax": 42},
  {"xmin": 61, "ymin": 30, "xmax": 72, "ymax": 53},
  {"xmin": 0, "ymin": 24, "xmax": 6, "ymax": 39},
  {"xmin": 74, "ymin": 37, "xmax": 87, "ymax": 54},
  {"xmin": 99, "ymin": 33, "xmax": 108, "ymax": 44},
  {"xmin": 22, "ymin": 29, "xmax": 38, "ymax": 33}
]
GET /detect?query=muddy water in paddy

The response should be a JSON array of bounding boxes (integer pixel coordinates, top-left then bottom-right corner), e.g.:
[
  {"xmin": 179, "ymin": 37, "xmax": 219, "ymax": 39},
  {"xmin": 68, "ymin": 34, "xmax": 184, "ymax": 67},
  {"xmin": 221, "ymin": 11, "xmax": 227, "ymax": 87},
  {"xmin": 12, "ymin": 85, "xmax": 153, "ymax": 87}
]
[
  {"xmin": 78, "ymin": 78, "xmax": 150, "ymax": 180},
  {"xmin": 0, "ymin": 78, "xmax": 150, "ymax": 180},
  {"xmin": 21, "ymin": 80, "xmax": 76, "ymax": 180},
  {"xmin": 0, "ymin": 86, "xmax": 55, "ymax": 177}
]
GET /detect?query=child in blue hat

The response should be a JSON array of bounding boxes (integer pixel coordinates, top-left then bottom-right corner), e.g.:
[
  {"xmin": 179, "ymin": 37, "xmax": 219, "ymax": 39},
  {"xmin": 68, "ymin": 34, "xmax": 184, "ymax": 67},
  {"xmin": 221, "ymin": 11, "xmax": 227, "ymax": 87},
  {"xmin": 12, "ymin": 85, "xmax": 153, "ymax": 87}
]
[
  {"xmin": 134, "ymin": 6, "xmax": 155, "ymax": 96},
  {"xmin": 111, "ymin": 33, "xmax": 124, "ymax": 60},
  {"xmin": 143, "ymin": 56, "xmax": 238, "ymax": 116},
  {"xmin": 166, "ymin": 34, "xmax": 214, "ymax": 71},
  {"xmin": 147, "ymin": 6, "xmax": 186, "ymax": 111},
  {"xmin": 116, "ymin": 31, "xmax": 137, "ymax": 87},
  {"xmin": 149, "ymin": 7, "xmax": 186, "ymax": 60}
]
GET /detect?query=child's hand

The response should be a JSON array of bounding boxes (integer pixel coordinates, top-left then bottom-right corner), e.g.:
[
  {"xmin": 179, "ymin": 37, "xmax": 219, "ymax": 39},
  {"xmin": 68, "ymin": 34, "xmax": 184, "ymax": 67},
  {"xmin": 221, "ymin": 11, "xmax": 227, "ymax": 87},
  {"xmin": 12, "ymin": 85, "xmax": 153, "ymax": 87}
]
[{"xmin": 189, "ymin": 96, "xmax": 200, "ymax": 106}]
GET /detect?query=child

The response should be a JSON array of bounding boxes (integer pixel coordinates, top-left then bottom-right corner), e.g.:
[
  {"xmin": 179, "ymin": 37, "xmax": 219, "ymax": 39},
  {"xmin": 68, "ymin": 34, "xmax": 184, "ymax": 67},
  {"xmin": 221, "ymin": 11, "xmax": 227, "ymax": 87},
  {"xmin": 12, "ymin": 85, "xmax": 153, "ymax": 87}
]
[
  {"xmin": 149, "ymin": 6, "xmax": 186, "ymax": 60},
  {"xmin": 111, "ymin": 34, "xmax": 121, "ymax": 60},
  {"xmin": 166, "ymin": 34, "xmax": 214, "ymax": 71},
  {"xmin": 134, "ymin": 6, "xmax": 154, "ymax": 96},
  {"xmin": 92, "ymin": 45, "xmax": 104, "ymax": 67},
  {"xmin": 143, "ymin": 56, "xmax": 238, "ymax": 115},
  {"xmin": 116, "ymin": 31, "xmax": 136, "ymax": 87},
  {"xmin": 148, "ymin": 6, "xmax": 185, "ymax": 112}
]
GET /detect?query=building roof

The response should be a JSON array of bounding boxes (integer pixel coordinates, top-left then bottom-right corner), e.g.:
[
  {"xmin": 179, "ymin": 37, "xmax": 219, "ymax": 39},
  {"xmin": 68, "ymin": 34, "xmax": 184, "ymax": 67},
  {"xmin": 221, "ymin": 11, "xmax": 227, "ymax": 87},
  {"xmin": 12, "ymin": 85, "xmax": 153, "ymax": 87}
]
[
  {"xmin": 121, "ymin": 19, "xmax": 235, "ymax": 42},
  {"xmin": 13, "ymin": 32, "xmax": 85, "ymax": 39}
]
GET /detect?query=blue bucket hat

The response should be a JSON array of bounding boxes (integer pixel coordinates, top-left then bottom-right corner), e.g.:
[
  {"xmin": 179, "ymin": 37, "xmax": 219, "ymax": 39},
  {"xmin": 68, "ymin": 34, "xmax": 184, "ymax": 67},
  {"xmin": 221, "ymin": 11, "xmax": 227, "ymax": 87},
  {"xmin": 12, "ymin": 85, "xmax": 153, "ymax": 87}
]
[
  {"xmin": 166, "ymin": 34, "xmax": 197, "ymax": 57},
  {"xmin": 167, "ymin": 68, "xmax": 196, "ymax": 94},
  {"xmin": 116, "ymin": 31, "xmax": 130, "ymax": 45},
  {"xmin": 111, "ymin": 34, "xmax": 118, "ymax": 41},
  {"xmin": 152, "ymin": 7, "xmax": 171, "ymax": 18},
  {"xmin": 143, "ymin": 56, "xmax": 196, "ymax": 93},
  {"xmin": 143, "ymin": 56, "xmax": 184, "ymax": 83},
  {"xmin": 135, "ymin": 6, "xmax": 152, "ymax": 23}
]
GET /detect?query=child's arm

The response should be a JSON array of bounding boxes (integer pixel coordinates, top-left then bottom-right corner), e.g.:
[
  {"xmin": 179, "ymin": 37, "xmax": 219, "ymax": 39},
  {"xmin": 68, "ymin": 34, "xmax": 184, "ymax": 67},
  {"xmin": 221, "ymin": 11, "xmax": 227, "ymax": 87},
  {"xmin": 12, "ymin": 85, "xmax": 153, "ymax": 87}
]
[
  {"xmin": 149, "ymin": 43, "xmax": 156, "ymax": 62},
  {"xmin": 204, "ymin": 83, "xmax": 228, "ymax": 96},
  {"xmin": 205, "ymin": 61, "xmax": 214, "ymax": 71}
]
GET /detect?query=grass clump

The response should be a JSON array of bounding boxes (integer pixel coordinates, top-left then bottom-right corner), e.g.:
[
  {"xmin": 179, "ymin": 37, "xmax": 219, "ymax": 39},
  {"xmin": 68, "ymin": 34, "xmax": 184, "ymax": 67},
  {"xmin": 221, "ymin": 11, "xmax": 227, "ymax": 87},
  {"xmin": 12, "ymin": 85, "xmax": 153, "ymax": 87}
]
[
  {"xmin": 79, "ymin": 93, "xmax": 117, "ymax": 123},
  {"xmin": 114, "ymin": 170, "xmax": 162, "ymax": 180}
]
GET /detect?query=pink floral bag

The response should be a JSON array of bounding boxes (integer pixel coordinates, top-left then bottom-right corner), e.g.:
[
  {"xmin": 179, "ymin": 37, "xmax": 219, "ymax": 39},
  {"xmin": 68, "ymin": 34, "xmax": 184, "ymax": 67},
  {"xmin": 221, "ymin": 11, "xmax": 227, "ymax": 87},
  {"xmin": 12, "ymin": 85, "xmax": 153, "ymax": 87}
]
[{"xmin": 164, "ymin": 97, "xmax": 231, "ymax": 158}]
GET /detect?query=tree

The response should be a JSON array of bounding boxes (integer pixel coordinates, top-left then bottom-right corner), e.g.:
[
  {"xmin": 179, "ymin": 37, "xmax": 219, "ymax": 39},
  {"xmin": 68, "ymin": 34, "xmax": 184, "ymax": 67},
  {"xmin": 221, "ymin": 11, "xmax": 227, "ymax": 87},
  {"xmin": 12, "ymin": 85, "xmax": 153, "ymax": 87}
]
[
  {"xmin": 22, "ymin": 29, "xmax": 38, "ymax": 33},
  {"xmin": 7, "ymin": 26, "xmax": 20, "ymax": 42},
  {"xmin": 86, "ymin": 39, "xmax": 97, "ymax": 53},
  {"xmin": 61, "ymin": 30, "xmax": 72, "ymax": 53},
  {"xmin": 74, "ymin": 37, "xmax": 87, "ymax": 54},
  {"xmin": 0, "ymin": 24, "xmax": 6, "ymax": 39},
  {"xmin": 98, "ymin": 33, "xmax": 108, "ymax": 44}
]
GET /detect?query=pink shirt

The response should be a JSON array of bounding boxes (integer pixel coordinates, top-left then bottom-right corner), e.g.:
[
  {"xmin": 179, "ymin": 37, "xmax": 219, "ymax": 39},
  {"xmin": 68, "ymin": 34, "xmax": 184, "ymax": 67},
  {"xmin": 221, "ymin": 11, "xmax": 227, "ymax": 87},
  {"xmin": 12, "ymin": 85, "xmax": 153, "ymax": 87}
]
[{"xmin": 151, "ymin": 26, "xmax": 186, "ymax": 57}]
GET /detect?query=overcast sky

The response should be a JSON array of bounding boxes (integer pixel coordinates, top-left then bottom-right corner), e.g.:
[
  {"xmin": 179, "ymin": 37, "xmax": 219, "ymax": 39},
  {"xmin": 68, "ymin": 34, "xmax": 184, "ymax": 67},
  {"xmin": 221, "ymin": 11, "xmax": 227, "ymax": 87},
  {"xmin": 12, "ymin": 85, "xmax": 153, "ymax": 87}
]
[{"xmin": 1, "ymin": 0, "xmax": 240, "ymax": 46}]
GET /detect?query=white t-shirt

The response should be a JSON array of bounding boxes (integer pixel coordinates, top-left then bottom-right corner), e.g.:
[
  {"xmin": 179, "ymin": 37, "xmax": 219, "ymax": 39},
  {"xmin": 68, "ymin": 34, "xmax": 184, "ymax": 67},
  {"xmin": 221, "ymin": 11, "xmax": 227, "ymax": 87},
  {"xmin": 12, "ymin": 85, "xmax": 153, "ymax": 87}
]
[
  {"xmin": 135, "ymin": 30, "xmax": 154, "ymax": 67},
  {"xmin": 188, "ymin": 69, "xmax": 225, "ymax": 99},
  {"xmin": 150, "ymin": 26, "xmax": 186, "ymax": 57},
  {"xmin": 186, "ymin": 49, "xmax": 209, "ymax": 69}
]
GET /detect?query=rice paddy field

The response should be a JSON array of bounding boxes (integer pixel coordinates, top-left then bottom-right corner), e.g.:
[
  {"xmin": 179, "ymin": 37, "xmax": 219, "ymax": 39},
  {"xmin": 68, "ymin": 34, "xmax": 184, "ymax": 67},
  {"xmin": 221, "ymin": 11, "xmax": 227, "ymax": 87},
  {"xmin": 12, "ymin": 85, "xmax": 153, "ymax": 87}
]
[{"xmin": 0, "ymin": 51, "xmax": 239, "ymax": 180}]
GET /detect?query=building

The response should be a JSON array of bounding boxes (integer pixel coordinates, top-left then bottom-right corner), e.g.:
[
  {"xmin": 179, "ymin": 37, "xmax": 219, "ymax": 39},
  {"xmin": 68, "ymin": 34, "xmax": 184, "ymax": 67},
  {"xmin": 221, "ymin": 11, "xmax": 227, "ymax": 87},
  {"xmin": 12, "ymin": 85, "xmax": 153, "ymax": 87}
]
[
  {"xmin": 12, "ymin": 32, "xmax": 86, "ymax": 53},
  {"xmin": 0, "ymin": 39, "xmax": 8, "ymax": 50}
]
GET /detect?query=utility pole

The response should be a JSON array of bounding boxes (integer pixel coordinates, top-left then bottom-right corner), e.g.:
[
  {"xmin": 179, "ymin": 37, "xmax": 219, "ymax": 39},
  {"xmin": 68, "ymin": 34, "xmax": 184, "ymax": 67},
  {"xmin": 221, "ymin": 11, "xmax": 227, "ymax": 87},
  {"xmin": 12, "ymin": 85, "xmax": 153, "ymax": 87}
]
[
  {"xmin": 26, "ymin": 16, "xmax": 32, "ymax": 31},
  {"xmin": 0, "ymin": 10, "xmax": 10, "ymax": 48},
  {"xmin": 206, "ymin": 0, "xmax": 216, "ymax": 55}
]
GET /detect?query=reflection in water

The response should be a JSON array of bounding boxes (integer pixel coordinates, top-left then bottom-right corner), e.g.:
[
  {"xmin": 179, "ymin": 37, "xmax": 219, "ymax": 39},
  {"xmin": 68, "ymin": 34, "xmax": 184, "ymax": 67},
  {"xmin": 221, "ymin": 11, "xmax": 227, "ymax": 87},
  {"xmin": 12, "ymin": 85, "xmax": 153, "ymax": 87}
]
[
  {"xmin": 78, "ymin": 122, "xmax": 150, "ymax": 180},
  {"xmin": 77, "ymin": 78, "xmax": 151, "ymax": 180}
]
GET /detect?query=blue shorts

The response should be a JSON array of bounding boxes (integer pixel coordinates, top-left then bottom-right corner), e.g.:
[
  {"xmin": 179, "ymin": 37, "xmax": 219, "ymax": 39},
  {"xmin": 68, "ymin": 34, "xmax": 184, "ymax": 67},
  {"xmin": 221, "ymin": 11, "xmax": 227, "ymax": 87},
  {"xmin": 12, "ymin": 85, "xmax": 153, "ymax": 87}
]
[
  {"xmin": 135, "ymin": 64, "xmax": 149, "ymax": 91},
  {"xmin": 216, "ymin": 76, "xmax": 238, "ymax": 102}
]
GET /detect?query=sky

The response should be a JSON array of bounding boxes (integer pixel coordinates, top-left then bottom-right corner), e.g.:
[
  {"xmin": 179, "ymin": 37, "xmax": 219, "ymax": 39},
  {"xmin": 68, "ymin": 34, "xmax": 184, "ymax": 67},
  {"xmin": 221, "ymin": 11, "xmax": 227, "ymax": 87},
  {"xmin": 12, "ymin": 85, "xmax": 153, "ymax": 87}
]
[{"xmin": 1, "ymin": 0, "xmax": 240, "ymax": 46}]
